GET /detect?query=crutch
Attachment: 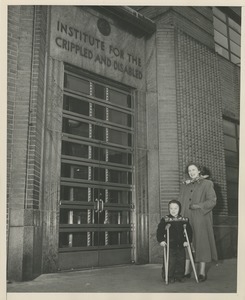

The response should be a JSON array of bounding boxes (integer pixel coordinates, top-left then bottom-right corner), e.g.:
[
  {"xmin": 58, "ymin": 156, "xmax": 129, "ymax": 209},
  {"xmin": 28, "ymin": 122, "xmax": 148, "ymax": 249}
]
[
  {"xmin": 183, "ymin": 224, "xmax": 199, "ymax": 283},
  {"xmin": 163, "ymin": 243, "xmax": 167, "ymax": 283},
  {"xmin": 165, "ymin": 223, "xmax": 171, "ymax": 284}
]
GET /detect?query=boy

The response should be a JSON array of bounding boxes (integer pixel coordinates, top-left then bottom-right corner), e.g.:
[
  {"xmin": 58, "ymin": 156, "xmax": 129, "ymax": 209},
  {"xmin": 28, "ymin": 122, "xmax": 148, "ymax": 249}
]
[{"xmin": 156, "ymin": 200, "xmax": 193, "ymax": 283}]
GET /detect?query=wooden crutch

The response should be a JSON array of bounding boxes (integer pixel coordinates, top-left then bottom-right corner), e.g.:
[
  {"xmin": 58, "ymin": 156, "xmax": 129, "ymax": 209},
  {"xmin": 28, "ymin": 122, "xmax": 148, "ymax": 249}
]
[
  {"xmin": 183, "ymin": 224, "xmax": 199, "ymax": 283},
  {"xmin": 165, "ymin": 223, "xmax": 171, "ymax": 284},
  {"xmin": 163, "ymin": 243, "xmax": 167, "ymax": 284}
]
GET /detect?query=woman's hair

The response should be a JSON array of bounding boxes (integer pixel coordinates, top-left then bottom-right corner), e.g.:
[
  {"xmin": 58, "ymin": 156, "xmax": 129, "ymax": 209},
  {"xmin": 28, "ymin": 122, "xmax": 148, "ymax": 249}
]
[{"xmin": 185, "ymin": 162, "xmax": 210, "ymax": 176}]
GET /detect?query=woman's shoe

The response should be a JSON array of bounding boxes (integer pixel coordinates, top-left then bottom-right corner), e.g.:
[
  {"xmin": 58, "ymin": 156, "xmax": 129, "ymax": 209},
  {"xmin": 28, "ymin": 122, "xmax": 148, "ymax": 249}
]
[
  {"xmin": 183, "ymin": 273, "xmax": 191, "ymax": 278},
  {"xmin": 198, "ymin": 274, "xmax": 207, "ymax": 282}
]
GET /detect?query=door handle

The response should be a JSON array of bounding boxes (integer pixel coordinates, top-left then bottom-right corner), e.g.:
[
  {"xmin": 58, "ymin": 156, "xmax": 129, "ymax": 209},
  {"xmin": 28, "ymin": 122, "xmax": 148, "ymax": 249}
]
[
  {"xmin": 99, "ymin": 199, "xmax": 104, "ymax": 213},
  {"xmin": 94, "ymin": 198, "xmax": 99, "ymax": 212}
]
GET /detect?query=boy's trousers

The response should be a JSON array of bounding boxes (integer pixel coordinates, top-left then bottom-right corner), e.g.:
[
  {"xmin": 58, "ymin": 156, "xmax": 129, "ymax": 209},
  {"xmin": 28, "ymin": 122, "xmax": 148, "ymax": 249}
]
[{"xmin": 162, "ymin": 247, "xmax": 185, "ymax": 280}]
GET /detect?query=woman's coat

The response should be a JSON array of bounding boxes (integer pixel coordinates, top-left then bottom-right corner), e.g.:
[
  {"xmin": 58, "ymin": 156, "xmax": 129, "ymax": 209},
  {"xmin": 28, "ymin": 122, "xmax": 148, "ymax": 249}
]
[{"xmin": 178, "ymin": 179, "xmax": 218, "ymax": 262}]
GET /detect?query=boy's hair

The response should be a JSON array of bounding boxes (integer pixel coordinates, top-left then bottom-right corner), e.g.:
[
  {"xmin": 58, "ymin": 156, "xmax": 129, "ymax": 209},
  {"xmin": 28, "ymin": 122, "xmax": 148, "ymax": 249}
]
[{"xmin": 168, "ymin": 199, "xmax": 181, "ymax": 214}]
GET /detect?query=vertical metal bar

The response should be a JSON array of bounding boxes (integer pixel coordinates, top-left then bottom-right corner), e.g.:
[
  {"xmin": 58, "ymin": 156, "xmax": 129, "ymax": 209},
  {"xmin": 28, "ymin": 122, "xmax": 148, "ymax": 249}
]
[
  {"xmin": 87, "ymin": 188, "xmax": 91, "ymax": 247},
  {"xmin": 77, "ymin": 215, "xmax": 81, "ymax": 224},
  {"xmin": 131, "ymin": 90, "xmax": 136, "ymax": 263},
  {"xmin": 166, "ymin": 226, "xmax": 170, "ymax": 285},
  {"xmin": 68, "ymin": 166, "xmax": 75, "ymax": 247},
  {"xmin": 118, "ymin": 211, "xmax": 121, "ymax": 225},
  {"xmin": 104, "ymin": 88, "xmax": 109, "ymax": 246},
  {"xmin": 226, "ymin": 15, "xmax": 232, "ymax": 61},
  {"xmin": 68, "ymin": 210, "xmax": 73, "ymax": 247},
  {"xmin": 118, "ymin": 232, "xmax": 121, "ymax": 246},
  {"xmin": 87, "ymin": 93, "xmax": 93, "ymax": 247}
]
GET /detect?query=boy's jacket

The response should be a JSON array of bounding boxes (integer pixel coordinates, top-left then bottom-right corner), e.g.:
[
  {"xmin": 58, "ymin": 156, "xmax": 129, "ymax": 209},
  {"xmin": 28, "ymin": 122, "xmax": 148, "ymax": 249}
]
[{"xmin": 156, "ymin": 214, "xmax": 193, "ymax": 249}]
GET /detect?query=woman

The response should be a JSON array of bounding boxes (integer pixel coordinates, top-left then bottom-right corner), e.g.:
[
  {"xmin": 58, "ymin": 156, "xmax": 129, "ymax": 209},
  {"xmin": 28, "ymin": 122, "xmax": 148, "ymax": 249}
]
[{"xmin": 178, "ymin": 162, "xmax": 218, "ymax": 282}]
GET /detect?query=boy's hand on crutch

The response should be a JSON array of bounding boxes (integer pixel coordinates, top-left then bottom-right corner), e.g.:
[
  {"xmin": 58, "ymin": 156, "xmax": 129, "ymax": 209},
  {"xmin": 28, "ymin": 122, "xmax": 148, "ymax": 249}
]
[
  {"xmin": 183, "ymin": 242, "xmax": 188, "ymax": 247},
  {"xmin": 160, "ymin": 241, "xmax": 167, "ymax": 247}
]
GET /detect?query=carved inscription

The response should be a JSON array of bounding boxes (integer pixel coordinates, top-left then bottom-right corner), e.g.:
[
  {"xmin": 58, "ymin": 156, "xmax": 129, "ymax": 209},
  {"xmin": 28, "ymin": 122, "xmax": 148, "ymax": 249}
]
[{"xmin": 55, "ymin": 21, "xmax": 143, "ymax": 80}]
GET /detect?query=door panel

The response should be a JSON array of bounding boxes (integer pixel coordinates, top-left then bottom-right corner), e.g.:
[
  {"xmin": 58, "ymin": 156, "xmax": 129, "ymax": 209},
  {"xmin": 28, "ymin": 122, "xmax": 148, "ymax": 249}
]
[{"xmin": 58, "ymin": 69, "xmax": 134, "ymax": 271}]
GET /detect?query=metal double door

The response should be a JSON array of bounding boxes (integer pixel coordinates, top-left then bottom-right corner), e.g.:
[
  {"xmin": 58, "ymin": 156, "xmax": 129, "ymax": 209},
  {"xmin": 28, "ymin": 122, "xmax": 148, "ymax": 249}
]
[
  {"xmin": 58, "ymin": 182, "xmax": 133, "ymax": 270},
  {"xmin": 58, "ymin": 68, "xmax": 134, "ymax": 270}
]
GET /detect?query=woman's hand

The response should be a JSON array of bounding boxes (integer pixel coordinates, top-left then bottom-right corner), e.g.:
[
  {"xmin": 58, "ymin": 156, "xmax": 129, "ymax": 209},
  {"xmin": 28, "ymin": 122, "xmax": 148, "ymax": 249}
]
[
  {"xmin": 189, "ymin": 204, "xmax": 201, "ymax": 210},
  {"xmin": 160, "ymin": 241, "xmax": 167, "ymax": 247}
]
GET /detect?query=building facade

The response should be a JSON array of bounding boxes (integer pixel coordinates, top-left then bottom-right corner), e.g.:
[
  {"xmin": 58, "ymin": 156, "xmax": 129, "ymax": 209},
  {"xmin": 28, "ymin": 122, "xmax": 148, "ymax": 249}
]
[{"xmin": 7, "ymin": 6, "xmax": 240, "ymax": 281}]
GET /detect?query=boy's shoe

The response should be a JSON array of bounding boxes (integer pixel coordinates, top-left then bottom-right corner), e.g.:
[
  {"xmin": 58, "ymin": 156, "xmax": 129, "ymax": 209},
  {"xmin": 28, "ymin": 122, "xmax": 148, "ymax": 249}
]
[{"xmin": 183, "ymin": 273, "xmax": 191, "ymax": 278}]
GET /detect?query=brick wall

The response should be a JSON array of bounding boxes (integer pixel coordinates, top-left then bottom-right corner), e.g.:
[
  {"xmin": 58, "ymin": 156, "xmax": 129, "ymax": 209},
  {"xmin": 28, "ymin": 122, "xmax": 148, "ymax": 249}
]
[
  {"xmin": 7, "ymin": 5, "xmax": 48, "ymax": 281},
  {"xmin": 175, "ymin": 30, "xmax": 227, "ymax": 215},
  {"xmin": 156, "ymin": 26, "xmax": 180, "ymax": 216},
  {"xmin": 7, "ymin": 5, "xmax": 21, "ymax": 248},
  {"xmin": 25, "ymin": 6, "xmax": 47, "ymax": 210},
  {"xmin": 8, "ymin": 5, "xmax": 35, "ymax": 281}
]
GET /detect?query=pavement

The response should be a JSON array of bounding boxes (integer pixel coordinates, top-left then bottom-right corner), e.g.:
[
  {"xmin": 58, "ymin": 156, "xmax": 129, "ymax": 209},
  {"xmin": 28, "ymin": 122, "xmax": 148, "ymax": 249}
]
[{"xmin": 6, "ymin": 258, "xmax": 237, "ymax": 294}]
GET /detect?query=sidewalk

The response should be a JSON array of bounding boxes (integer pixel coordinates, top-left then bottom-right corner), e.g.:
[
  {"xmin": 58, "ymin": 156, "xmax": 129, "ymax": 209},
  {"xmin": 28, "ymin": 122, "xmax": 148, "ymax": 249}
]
[{"xmin": 7, "ymin": 259, "xmax": 237, "ymax": 293}]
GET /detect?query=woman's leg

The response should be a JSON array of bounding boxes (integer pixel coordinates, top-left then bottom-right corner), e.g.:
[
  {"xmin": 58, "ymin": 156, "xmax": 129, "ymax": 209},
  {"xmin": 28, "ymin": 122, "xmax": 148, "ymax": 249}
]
[
  {"xmin": 198, "ymin": 262, "xmax": 207, "ymax": 282},
  {"xmin": 199, "ymin": 262, "xmax": 206, "ymax": 276},
  {"xmin": 184, "ymin": 259, "xmax": 191, "ymax": 275}
]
